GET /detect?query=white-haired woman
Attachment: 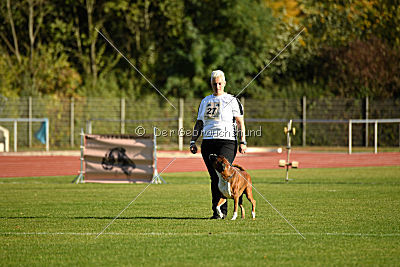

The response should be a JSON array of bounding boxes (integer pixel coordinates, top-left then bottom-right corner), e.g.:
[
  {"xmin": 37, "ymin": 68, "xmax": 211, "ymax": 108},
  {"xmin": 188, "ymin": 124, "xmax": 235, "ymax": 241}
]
[{"xmin": 190, "ymin": 70, "xmax": 247, "ymax": 219}]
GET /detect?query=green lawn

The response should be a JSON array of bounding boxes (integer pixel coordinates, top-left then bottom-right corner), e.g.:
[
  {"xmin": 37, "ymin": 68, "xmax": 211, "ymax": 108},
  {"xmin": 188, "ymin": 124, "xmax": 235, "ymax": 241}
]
[{"xmin": 1, "ymin": 166, "xmax": 400, "ymax": 266}]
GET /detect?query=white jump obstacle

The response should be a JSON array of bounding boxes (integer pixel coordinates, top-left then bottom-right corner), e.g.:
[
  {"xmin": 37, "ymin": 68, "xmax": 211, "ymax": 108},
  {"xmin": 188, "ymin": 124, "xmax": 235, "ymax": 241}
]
[{"xmin": 73, "ymin": 127, "xmax": 164, "ymax": 184}]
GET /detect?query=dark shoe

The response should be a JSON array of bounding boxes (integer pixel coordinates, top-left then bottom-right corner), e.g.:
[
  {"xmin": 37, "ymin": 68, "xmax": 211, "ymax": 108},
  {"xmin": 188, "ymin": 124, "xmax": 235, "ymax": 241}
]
[{"xmin": 209, "ymin": 214, "xmax": 224, "ymax": 219}]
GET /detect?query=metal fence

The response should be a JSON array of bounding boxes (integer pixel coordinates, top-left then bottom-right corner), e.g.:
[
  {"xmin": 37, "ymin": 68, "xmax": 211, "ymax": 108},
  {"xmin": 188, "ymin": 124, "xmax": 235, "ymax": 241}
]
[{"xmin": 0, "ymin": 96, "xmax": 399, "ymax": 151}]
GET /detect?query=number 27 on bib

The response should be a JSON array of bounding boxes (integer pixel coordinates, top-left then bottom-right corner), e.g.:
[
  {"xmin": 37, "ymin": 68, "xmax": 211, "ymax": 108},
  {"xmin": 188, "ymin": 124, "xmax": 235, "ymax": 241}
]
[{"xmin": 205, "ymin": 101, "xmax": 220, "ymax": 120}]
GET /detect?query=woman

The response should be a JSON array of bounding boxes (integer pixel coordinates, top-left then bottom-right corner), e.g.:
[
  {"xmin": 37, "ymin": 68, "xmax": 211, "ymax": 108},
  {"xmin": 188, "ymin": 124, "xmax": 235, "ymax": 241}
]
[{"xmin": 190, "ymin": 70, "xmax": 247, "ymax": 219}]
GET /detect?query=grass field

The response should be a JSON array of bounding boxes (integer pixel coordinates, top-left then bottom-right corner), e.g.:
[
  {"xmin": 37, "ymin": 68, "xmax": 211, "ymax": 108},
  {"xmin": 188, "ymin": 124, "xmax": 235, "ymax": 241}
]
[{"xmin": 1, "ymin": 166, "xmax": 400, "ymax": 266}]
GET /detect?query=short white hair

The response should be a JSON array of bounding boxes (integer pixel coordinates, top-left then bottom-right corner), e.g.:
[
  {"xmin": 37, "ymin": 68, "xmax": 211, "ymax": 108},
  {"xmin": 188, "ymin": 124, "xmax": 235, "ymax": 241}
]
[{"xmin": 210, "ymin": 70, "xmax": 225, "ymax": 83}]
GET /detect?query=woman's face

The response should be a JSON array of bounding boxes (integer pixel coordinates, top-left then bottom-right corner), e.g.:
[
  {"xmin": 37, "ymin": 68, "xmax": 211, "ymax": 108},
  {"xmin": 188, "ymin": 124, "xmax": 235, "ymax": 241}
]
[{"xmin": 211, "ymin": 76, "xmax": 226, "ymax": 96}]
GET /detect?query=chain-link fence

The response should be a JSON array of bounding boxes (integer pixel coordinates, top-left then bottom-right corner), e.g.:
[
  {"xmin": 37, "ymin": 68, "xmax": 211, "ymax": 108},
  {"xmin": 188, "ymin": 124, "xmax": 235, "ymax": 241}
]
[{"xmin": 0, "ymin": 96, "xmax": 399, "ymax": 151}]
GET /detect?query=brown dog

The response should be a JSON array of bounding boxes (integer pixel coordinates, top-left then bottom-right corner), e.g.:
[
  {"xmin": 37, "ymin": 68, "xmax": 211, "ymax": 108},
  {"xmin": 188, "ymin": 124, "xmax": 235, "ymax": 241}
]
[{"xmin": 209, "ymin": 154, "xmax": 256, "ymax": 220}]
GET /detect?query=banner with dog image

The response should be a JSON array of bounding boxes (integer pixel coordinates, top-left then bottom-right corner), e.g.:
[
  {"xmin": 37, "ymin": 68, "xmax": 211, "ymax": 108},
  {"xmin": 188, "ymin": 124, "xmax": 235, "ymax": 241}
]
[{"xmin": 84, "ymin": 134, "xmax": 154, "ymax": 183}]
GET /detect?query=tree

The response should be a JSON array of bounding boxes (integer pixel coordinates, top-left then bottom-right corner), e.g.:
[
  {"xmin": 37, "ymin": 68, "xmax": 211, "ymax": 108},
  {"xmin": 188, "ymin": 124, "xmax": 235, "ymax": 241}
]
[
  {"xmin": 0, "ymin": 0, "xmax": 82, "ymax": 96},
  {"xmin": 152, "ymin": 0, "xmax": 276, "ymax": 98},
  {"xmin": 269, "ymin": 0, "xmax": 400, "ymax": 98},
  {"xmin": 320, "ymin": 38, "xmax": 400, "ymax": 98}
]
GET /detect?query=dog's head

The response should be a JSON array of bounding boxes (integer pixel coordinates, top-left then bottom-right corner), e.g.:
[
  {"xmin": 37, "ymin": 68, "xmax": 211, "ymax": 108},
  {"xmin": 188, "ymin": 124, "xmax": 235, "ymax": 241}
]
[{"xmin": 209, "ymin": 154, "xmax": 233, "ymax": 179}]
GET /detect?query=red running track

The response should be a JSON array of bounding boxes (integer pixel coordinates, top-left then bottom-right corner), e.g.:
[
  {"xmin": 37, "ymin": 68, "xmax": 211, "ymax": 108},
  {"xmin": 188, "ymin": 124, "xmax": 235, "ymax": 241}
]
[
  {"xmin": 158, "ymin": 152, "xmax": 400, "ymax": 173},
  {"xmin": 0, "ymin": 152, "xmax": 399, "ymax": 178}
]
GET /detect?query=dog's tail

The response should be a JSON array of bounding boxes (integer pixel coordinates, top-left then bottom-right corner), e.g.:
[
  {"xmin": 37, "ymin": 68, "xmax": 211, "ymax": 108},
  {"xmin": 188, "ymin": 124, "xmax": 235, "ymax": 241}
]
[{"xmin": 232, "ymin": 164, "xmax": 245, "ymax": 171}]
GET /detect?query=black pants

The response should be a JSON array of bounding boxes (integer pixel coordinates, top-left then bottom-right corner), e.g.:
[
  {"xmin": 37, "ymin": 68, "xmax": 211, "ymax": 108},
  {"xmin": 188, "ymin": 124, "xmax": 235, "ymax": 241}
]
[{"xmin": 201, "ymin": 139, "xmax": 237, "ymax": 217}]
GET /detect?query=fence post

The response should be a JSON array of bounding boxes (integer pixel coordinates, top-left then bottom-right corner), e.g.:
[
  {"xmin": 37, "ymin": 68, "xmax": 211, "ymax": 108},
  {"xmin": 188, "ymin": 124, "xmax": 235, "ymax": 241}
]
[
  {"xmin": 45, "ymin": 118, "xmax": 49, "ymax": 152},
  {"xmin": 348, "ymin": 119, "xmax": 352, "ymax": 154},
  {"xmin": 28, "ymin": 97, "xmax": 32, "ymax": 147},
  {"xmin": 121, "ymin": 98, "xmax": 125, "ymax": 134},
  {"xmin": 365, "ymin": 97, "xmax": 369, "ymax": 147},
  {"xmin": 14, "ymin": 119, "xmax": 17, "ymax": 152},
  {"xmin": 302, "ymin": 96, "xmax": 306, "ymax": 146},
  {"xmin": 70, "ymin": 98, "xmax": 74, "ymax": 147},
  {"xmin": 374, "ymin": 120, "xmax": 378, "ymax": 154},
  {"xmin": 72, "ymin": 128, "xmax": 85, "ymax": 184},
  {"xmin": 86, "ymin": 120, "xmax": 92, "ymax": 134},
  {"xmin": 178, "ymin": 98, "xmax": 184, "ymax": 151}
]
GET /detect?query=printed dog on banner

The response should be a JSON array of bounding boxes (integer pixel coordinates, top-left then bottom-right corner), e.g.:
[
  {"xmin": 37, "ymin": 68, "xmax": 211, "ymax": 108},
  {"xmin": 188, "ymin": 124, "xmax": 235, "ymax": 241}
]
[{"xmin": 84, "ymin": 134, "xmax": 155, "ymax": 183}]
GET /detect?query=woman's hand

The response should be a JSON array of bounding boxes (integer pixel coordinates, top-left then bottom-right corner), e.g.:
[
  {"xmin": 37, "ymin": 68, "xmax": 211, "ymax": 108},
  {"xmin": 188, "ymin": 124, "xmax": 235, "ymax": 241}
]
[
  {"xmin": 239, "ymin": 144, "xmax": 247, "ymax": 154},
  {"xmin": 189, "ymin": 121, "xmax": 203, "ymax": 154},
  {"xmin": 190, "ymin": 143, "xmax": 198, "ymax": 154}
]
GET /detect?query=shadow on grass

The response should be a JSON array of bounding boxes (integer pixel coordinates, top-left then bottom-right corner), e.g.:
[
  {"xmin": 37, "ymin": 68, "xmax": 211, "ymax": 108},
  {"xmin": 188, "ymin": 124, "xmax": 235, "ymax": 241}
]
[
  {"xmin": 1, "ymin": 216, "xmax": 209, "ymax": 220},
  {"xmin": 75, "ymin": 216, "xmax": 209, "ymax": 220}
]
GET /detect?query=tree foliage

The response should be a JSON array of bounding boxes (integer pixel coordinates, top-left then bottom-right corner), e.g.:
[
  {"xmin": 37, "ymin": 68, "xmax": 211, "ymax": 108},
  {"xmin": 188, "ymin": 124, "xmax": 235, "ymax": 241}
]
[
  {"xmin": 320, "ymin": 37, "xmax": 400, "ymax": 98},
  {"xmin": 273, "ymin": 0, "xmax": 400, "ymax": 98},
  {"xmin": 0, "ymin": 0, "xmax": 399, "ymax": 99}
]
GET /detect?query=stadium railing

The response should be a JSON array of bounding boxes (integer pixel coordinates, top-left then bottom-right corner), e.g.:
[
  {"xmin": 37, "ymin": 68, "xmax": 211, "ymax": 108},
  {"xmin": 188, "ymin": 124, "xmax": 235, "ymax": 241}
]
[
  {"xmin": 1, "ymin": 97, "xmax": 399, "ymax": 150},
  {"xmin": 349, "ymin": 119, "xmax": 400, "ymax": 154},
  {"xmin": 0, "ymin": 118, "xmax": 49, "ymax": 152},
  {"xmin": 246, "ymin": 118, "xmax": 400, "ymax": 154}
]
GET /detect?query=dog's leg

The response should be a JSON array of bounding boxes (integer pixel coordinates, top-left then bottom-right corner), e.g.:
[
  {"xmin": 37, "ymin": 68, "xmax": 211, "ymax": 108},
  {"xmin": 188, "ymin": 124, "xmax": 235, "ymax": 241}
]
[
  {"xmin": 245, "ymin": 186, "xmax": 256, "ymax": 220},
  {"xmin": 239, "ymin": 195, "xmax": 245, "ymax": 219},
  {"xmin": 240, "ymin": 204, "xmax": 245, "ymax": 219},
  {"xmin": 231, "ymin": 197, "xmax": 239, "ymax": 220},
  {"xmin": 216, "ymin": 199, "xmax": 226, "ymax": 218}
]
